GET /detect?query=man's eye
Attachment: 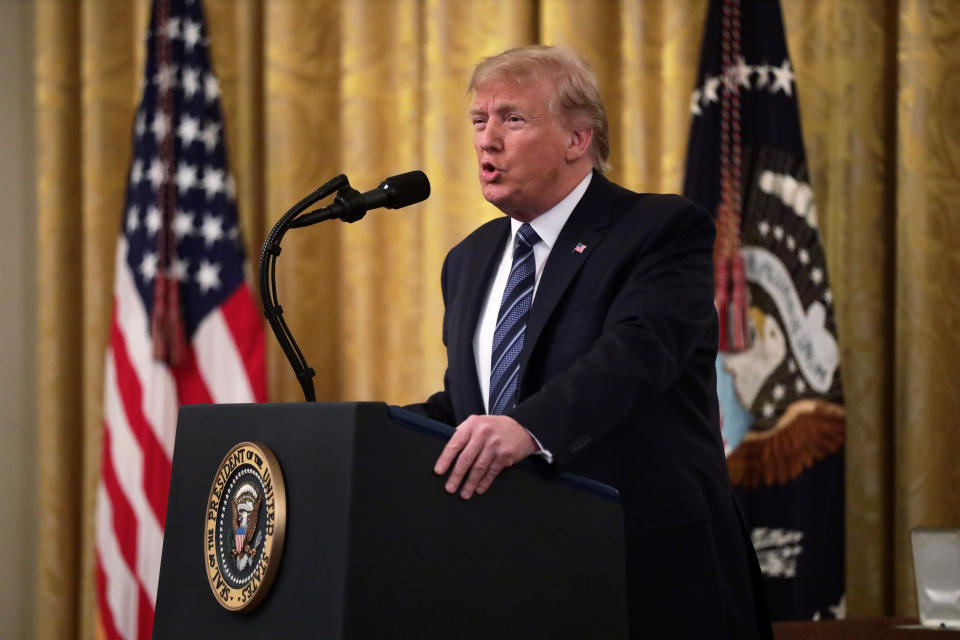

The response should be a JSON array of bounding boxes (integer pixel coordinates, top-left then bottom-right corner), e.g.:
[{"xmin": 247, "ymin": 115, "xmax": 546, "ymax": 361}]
[
  {"xmin": 472, "ymin": 118, "xmax": 486, "ymax": 128},
  {"xmin": 507, "ymin": 115, "xmax": 524, "ymax": 123}
]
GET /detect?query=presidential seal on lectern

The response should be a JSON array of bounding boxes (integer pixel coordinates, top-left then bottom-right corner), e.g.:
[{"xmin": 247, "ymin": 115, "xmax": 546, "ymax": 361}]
[{"xmin": 204, "ymin": 441, "xmax": 287, "ymax": 612}]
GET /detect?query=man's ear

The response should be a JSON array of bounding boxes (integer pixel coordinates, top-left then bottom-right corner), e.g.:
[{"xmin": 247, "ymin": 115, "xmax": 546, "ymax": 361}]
[{"xmin": 566, "ymin": 127, "xmax": 593, "ymax": 163}]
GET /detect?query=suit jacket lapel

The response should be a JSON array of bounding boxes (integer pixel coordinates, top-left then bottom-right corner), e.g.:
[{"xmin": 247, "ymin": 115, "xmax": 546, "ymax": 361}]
[
  {"xmin": 518, "ymin": 172, "xmax": 614, "ymax": 391},
  {"xmin": 450, "ymin": 218, "xmax": 509, "ymax": 417}
]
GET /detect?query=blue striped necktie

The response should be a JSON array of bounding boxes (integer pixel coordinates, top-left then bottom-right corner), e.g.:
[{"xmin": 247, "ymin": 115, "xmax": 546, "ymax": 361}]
[{"xmin": 489, "ymin": 222, "xmax": 541, "ymax": 415}]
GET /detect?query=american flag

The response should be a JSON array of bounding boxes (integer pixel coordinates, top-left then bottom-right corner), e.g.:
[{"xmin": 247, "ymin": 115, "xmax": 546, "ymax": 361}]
[{"xmin": 95, "ymin": 0, "xmax": 266, "ymax": 637}]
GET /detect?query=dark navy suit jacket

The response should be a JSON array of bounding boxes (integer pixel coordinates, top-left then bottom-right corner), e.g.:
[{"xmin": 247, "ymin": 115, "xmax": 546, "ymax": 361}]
[{"xmin": 409, "ymin": 171, "xmax": 772, "ymax": 638}]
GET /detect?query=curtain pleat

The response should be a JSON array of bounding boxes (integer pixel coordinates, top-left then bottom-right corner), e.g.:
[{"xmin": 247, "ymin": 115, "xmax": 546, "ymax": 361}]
[
  {"xmin": 33, "ymin": 1, "xmax": 960, "ymax": 635},
  {"xmin": 262, "ymin": 0, "xmax": 342, "ymax": 403},
  {"xmin": 78, "ymin": 2, "xmax": 142, "ymax": 634},
  {"xmin": 892, "ymin": 0, "xmax": 960, "ymax": 616},
  {"xmin": 36, "ymin": 1, "xmax": 84, "ymax": 637}
]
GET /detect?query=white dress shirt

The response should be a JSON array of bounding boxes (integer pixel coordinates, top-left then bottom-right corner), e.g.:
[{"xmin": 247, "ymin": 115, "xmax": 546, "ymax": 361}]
[{"xmin": 472, "ymin": 171, "xmax": 593, "ymax": 462}]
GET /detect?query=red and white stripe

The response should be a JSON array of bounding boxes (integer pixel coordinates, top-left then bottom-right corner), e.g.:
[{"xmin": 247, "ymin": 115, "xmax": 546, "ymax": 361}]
[{"xmin": 96, "ymin": 238, "xmax": 265, "ymax": 638}]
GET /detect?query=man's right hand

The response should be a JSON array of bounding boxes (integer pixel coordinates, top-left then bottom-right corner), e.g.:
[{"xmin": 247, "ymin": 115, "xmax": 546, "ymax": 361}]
[{"xmin": 433, "ymin": 414, "xmax": 537, "ymax": 500}]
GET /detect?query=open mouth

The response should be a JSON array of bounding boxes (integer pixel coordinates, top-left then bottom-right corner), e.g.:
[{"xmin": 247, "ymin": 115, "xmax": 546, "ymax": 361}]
[{"xmin": 481, "ymin": 161, "xmax": 500, "ymax": 180}]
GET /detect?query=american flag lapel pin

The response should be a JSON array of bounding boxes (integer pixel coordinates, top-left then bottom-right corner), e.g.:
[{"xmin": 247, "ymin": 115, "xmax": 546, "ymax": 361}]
[{"xmin": 573, "ymin": 242, "xmax": 587, "ymax": 254}]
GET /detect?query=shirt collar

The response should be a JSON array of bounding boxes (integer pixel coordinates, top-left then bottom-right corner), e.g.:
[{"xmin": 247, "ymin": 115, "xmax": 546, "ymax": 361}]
[{"xmin": 510, "ymin": 171, "xmax": 593, "ymax": 250}]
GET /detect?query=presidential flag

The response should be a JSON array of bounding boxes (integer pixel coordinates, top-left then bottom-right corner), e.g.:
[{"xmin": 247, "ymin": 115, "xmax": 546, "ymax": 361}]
[
  {"xmin": 95, "ymin": 0, "xmax": 266, "ymax": 637},
  {"xmin": 683, "ymin": 0, "xmax": 846, "ymax": 620}
]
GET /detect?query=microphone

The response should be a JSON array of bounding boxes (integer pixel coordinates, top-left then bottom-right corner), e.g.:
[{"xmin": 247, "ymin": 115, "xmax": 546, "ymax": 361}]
[{"xmin": 289, "ymin": 170, "xmax": 430, "ymax": 227}]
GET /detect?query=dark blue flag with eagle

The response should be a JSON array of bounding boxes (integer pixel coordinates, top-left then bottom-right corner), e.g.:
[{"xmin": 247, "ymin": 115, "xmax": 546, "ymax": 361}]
[{"xmin": 683, "ymin": 0, "xmax": 846, "ymax": 621}]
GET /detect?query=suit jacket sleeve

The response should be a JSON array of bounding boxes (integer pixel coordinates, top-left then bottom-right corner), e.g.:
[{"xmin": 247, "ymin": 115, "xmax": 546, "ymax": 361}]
[
  {"xmin": 508, "ymin": 199, "xmax": 717, "ymax": 467},
  {"xmin": 403, "ymin": 252, "xmax": 457, "ymax": 426}
]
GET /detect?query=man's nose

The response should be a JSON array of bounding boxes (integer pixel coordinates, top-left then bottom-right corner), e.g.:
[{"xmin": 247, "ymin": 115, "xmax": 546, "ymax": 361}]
[{"xmin": 478, "ymin": 122, "xmax": 503, "ymax": 151}]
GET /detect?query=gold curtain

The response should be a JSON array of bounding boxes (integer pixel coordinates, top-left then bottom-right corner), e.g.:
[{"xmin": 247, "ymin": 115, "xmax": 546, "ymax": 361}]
[{"xmin": 34, "ymin": 0, "xmax": 960, "ymax": 636}]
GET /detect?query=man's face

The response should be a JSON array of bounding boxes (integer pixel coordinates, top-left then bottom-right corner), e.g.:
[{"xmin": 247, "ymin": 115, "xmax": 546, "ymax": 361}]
[{"xmin": 471, "ymin": 77, "xmax": 574, "ymax": 220}]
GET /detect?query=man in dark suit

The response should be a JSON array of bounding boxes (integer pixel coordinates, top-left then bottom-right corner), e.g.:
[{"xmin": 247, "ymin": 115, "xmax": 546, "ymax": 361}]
[{"xmin": 409, "ymin": 45, "xmax": 772, "ymax": 639}]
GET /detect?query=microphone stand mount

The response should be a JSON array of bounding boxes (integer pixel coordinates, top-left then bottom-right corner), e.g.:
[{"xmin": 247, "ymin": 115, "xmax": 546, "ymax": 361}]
[{"xmin": 259, "ymin": 174, "xmax": 359, "ymax": 402}]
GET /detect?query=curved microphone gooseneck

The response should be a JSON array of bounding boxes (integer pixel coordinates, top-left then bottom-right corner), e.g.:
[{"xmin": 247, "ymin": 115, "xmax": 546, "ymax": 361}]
[{"xmin": 258, "ymin": 171, "xmax": 430, "ymax": 401}]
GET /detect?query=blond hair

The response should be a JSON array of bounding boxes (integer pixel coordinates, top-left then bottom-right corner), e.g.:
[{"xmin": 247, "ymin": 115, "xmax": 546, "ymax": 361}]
[{"xmin": 468, "ymin": 45, "xmax": 611, "ymax": 173}]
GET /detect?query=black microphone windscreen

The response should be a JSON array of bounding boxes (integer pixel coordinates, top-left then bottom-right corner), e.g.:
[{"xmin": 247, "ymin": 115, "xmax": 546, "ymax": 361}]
[{"xmin": 383, "ymin": 170, "xmax": 431, "ymax": 209}]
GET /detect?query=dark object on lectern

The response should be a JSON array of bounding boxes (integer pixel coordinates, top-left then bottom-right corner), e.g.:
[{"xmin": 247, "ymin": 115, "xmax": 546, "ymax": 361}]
[{"xmin": 153, "ymin": 402, "xmax": 628, "ymax": 638}]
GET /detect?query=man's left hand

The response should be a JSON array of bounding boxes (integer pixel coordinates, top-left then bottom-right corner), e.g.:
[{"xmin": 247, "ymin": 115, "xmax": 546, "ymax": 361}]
[{"xmin": 433, "ymin": 414, "xmax": 537, "ymax": 499}]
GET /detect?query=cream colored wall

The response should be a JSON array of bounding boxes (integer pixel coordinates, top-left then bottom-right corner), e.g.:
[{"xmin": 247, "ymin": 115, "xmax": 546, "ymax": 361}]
[{"xmin": 0, "ymin": 1, "xmax": 37, "ymax": 638}]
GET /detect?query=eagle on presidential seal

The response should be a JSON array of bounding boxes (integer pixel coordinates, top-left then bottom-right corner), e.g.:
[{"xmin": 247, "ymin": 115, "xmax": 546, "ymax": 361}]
[{"xmin": 231, "ymin": 483, "xmax": 261, "ymax": 558}]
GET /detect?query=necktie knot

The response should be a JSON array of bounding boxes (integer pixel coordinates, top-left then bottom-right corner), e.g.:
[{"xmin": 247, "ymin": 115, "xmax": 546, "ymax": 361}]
[{"xmin": 517, "ymin": 223, "xmax": 540, "ymax": 248}]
